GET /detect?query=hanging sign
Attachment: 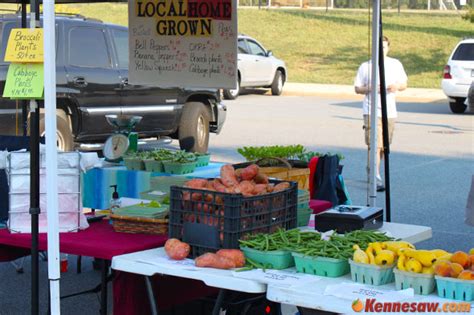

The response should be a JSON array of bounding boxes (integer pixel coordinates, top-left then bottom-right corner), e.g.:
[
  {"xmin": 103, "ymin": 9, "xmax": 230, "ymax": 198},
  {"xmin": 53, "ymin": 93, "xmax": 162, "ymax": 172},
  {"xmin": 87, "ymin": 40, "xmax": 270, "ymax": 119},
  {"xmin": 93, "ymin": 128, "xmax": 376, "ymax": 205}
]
[
  {"xmin": 128, "ymin": 0, "xmax": 238, "ymax": 89},
  {"xmin": 2, "ymin": 63, "xmax": 44, "ymax": 99},
  {"xmin": 4, "ymin": 28, "xmax": 44, "ymax": 63}
]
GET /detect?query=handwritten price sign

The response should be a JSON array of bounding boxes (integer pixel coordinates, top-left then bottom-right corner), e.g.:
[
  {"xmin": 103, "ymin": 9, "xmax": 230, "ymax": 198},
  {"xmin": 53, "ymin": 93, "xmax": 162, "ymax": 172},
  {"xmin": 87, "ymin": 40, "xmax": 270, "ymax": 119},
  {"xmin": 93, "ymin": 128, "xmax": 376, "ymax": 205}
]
[
  {"xmin": 4, "ymin": 28, "xmax": 44, "ymax": 63},
  {"xmin": 2, "ymin": 63, "xmax": 44, "ymax": 99}
]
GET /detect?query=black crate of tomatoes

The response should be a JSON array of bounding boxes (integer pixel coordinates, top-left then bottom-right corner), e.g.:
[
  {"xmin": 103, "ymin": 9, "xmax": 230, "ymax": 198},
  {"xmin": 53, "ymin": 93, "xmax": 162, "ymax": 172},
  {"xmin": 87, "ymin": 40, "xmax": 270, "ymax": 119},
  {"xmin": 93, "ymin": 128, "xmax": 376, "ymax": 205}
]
[{"xmin": 169, "ymin": 164, "xmax": 298, "ymax": 258}]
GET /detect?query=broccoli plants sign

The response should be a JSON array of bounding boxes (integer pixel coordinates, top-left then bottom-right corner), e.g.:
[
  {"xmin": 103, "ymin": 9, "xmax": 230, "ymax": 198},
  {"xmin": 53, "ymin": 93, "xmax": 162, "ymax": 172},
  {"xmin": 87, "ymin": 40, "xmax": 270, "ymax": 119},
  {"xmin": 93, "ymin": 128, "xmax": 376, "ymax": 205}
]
[{"xmin": 128, "ymin": 0, "xmax": 237, "ymax": 89}]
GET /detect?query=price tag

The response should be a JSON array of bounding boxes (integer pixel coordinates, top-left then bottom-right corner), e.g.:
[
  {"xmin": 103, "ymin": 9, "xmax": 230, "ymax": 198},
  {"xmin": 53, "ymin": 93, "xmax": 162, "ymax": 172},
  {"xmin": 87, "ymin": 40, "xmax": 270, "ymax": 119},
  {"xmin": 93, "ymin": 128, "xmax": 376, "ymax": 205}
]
[
  {"xmin": 2, "ymin": 63, "xmax": 44, "ymax": 99},
  {"xmin": 232, "ymin": 268, "xmax": 319, "ymax": 287},
  {"xmin": 324, "ymin": 283, "xmax": 414, "ymax": 302},
  {"xmin": 4, "ymin": 28, "xmax": 44, "ymax": 63}
]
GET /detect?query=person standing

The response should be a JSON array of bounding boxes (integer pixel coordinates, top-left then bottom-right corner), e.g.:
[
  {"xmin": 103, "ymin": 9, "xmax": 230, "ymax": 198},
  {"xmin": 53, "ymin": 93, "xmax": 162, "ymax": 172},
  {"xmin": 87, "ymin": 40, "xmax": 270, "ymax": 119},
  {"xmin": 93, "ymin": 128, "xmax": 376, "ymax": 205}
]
[{"xmin": 354, "ymin": 36, "xmax": 408, "ymax": 192}]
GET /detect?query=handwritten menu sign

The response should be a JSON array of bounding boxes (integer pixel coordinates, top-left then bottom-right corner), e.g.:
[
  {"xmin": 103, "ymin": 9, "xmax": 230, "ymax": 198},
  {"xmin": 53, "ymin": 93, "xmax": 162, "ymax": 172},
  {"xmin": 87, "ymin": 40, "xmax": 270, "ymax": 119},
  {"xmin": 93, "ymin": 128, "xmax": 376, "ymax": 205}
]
[
  {"xmin": 128, "ymin": 0, "xmax": 237, "ymax": 89},
  {"xmin": 2, "ymin": 63, "xmax": 44, "ymax": 99},
  {"xmin": 4, "ymin": 28, "xmax": 44, "ymax": 63}
]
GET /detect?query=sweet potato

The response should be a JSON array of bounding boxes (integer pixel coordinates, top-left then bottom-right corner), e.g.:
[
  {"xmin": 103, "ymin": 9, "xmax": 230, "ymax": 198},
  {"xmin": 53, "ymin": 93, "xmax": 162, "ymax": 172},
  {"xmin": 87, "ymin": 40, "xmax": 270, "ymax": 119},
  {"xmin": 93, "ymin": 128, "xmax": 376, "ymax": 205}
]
[
  {"xmin": 266, "ymin": 184, "xmax": 275, "ymax": 193},
  {"xmin": 253, "ymin": 184, "xmax": 268, "ymax": 195},
  {"xmin": 273, "ymin": 182, "xmax": 290, "ymax": 192},
  {"xmin": 234, "ymin": 168, "xmax": 243, "ymax": 179},
  {"xmin": 220, "ymin": 165, "xmax": 239, "ymax": 188},
  {"xmin": 240, "ymin": 164, "xmax": 259, "ymax": 181},
  {"xmin": 195, "ymin": 253, "xmax": 235, "ymax": 269},
  {"xmin": 216, "ymin": 249, "xmax": 245, "ymax": 268},
  {"xmin": 185, "ymin": 179, "xmax": 208, "ymax": 189},
  {"xmin": 212, "ymin": 179, "xmax": 227, "ymax": 193},
  {"xmin": 238, "ymin": 180, "xmax": 255, "ymax": 197},
  {"xmin": 254, "ymin": 173, "xmax": 269, "ymax": 184},
  {"xmin": 164, "ymin": 238, "xmax": 190, "ymax": 260}
]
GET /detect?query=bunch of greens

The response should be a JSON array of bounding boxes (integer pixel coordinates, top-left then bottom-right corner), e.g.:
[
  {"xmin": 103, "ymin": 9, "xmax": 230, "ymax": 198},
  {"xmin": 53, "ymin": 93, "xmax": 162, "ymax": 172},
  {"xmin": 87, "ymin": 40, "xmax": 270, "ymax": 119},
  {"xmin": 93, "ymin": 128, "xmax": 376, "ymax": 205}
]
[
  {"xmin": 237, "ymin": 145, "xmax": 305, "ymax": 162},
  {"xmin": 171, "ymin": 150, "xmax": 197, "ymax": 163}
]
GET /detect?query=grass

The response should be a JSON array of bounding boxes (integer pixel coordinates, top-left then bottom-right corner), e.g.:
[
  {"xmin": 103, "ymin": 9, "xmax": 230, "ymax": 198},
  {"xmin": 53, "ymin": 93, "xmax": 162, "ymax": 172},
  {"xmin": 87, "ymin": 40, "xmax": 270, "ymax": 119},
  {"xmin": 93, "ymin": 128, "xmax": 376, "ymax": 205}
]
[{"xmin": 1, "ymin": 4, "xmax": 472, "ymax": 88}]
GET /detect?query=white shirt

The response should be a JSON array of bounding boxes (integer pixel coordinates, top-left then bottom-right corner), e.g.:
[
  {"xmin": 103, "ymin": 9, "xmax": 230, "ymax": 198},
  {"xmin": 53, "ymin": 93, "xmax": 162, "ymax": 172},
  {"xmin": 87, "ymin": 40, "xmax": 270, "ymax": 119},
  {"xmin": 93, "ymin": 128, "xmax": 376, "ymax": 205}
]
[{"xmin": 354, "ymin": 57, "xmax": 408, "ymax": 118}]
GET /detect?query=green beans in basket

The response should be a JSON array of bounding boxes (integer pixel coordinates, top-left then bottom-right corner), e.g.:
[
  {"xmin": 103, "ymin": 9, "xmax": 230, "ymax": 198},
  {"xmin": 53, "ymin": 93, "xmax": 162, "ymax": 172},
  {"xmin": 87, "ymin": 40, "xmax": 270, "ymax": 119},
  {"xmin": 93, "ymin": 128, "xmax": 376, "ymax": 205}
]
[{"xmin": 238, "ymin": 228, "xmax": 321, "ymax": 251}]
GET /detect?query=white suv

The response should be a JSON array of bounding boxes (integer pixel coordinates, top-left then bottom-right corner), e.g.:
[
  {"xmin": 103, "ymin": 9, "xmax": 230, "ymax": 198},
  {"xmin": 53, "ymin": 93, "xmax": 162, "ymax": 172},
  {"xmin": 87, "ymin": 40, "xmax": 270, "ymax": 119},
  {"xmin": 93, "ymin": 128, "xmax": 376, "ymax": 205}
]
[
  {"xmin": 223, "ymin": 34, "xmax": 287, "ymax": 100},
  {"xmin": 441, "ymin": 38, "xmax": 474, "ymax": 113}
]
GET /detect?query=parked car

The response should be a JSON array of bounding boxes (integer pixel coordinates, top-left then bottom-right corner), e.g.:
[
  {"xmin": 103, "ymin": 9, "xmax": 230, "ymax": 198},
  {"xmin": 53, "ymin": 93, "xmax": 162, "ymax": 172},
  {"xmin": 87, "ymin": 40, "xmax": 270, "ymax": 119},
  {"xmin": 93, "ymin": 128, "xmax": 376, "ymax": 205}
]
[
  {"xmin": 0, "ymin": 14, "xmax": 226, "ymax": 153},
  {"xmin": 441, "ymin": 38, "xmax": 474, "ymax": 113},
  {"xmin": 223, "ymin": 34, "xmax": 287, "ymax": 100}
]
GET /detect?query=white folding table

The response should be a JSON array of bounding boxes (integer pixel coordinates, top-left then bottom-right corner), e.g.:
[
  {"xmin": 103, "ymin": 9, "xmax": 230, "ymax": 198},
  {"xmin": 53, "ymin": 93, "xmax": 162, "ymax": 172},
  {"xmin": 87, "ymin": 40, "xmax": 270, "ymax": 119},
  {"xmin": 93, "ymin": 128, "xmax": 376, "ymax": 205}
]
[{"xmin": 111, "ymin": 247, "xmax": 266, "ymax": 315}]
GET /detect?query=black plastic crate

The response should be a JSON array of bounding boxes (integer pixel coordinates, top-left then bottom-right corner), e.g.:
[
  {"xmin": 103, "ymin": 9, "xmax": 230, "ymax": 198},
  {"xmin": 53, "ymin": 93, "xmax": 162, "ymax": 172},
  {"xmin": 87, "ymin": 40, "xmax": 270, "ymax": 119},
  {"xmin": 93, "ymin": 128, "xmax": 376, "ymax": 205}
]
[{"xmin": 169, "ymin": 179, "xmax": 297, "ymax": 258}]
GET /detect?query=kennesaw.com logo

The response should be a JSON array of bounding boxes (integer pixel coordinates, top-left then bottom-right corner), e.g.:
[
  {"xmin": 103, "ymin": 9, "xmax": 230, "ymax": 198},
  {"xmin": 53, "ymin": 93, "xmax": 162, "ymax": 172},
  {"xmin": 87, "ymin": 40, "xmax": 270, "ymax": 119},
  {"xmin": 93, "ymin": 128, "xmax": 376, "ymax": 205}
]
[{"xmin": 351, "ymin": 299, "xmax": 472, "ymax": 313}]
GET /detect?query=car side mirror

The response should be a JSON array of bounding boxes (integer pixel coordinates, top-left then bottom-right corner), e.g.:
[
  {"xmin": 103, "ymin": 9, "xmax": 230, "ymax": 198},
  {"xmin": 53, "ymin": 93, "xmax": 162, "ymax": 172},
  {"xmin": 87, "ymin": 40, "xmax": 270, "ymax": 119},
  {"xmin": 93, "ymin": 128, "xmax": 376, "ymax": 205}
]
[{"xmin": 267, "ymin": 50, "xmax": 273, "ymax": 57}]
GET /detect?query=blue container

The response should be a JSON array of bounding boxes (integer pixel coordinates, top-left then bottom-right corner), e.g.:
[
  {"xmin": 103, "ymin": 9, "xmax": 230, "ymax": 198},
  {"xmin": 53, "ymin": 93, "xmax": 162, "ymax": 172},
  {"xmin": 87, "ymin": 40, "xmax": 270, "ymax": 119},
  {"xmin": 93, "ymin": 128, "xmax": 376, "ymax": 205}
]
[{"xmin": 435, "ymin": 276, "xmax": 474, "ymax": 301}]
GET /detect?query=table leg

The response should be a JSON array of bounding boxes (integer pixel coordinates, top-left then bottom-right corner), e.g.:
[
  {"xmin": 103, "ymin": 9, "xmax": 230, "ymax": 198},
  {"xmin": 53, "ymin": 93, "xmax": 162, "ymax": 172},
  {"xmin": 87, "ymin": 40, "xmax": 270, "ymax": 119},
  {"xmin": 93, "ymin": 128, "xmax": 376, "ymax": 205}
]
[
  {"xmin": 76, "ymin": 255, "xmax": 82, "ymax": 274},
  {"xmin": 212, "ymin": 289, "xmax": 227, "ymax": 315},
  {"xmin": 145, "ymin": 276, "xmax": 159, "ymax": 315},
  {"xmin": 100, "ymin": 259, "xmax": 110, "ymax": 315}
]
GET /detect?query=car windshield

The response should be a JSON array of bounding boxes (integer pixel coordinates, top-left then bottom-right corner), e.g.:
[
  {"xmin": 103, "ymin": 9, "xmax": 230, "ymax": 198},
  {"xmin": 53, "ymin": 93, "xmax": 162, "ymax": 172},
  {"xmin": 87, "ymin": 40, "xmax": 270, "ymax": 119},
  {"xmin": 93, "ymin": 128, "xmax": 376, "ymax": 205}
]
[{"xmin": 452, "ymin": 43, "xmax": 474, "ymax": 61}]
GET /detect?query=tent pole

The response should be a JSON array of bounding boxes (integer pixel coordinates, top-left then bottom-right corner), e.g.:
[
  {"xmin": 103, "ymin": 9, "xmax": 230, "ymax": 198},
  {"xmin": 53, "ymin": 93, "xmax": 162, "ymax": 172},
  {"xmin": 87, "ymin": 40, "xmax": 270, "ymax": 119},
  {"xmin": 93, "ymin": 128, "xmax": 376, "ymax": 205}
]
[
  {"xmin": 378, "ymin": 7, "xmax": 391, "ymax": 222},
  {"xmin": 44, "ymin": 0, "xmax": 61, "ymax": 313},
  {"xmin": 368, "ymin": 0, "xmax": 381, "ymax": 207},
  {"xmin": 21, "ymin": 4, "xmax": 27, "ymax": 136},
  {"xmin": 29, "ymin": 0, "xmax": 41, "ymax": 313}
]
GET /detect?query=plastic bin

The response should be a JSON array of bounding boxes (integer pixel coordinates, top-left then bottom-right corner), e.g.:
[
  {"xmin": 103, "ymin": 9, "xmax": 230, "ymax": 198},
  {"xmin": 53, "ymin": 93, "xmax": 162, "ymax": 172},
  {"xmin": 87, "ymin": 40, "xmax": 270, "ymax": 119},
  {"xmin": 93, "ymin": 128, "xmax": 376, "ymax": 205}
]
[
  {"xmin": 169, "ymin": 179, "xmax": 297, "ymax": 258},
  {"xmin": 394, "ymin": 268, "xmax": 435, "ymax": 295},
  {"xmin": 297, "ymin": 207, "xmax": 312, "ymax": 227},
  {"xmin": 195, "ymin": 154, "xmax": 211, "ymax": 167},
  {"xmin": 143, "ymin": 159, "xmax": 164, "ymax": 172},
  {"xmin": 123, "ymin": 157, "xmax": 144, "ymax": 171},
  {"xmin": 292, "ymin": 253, "xmax": 350, "ymax": 277},
  {"xmin": 435, "ymin": 276, "xmax": 474, "ymax": 301},
  {"xmin": 350, "ymin": 260, "xmax": 395, "ymax": 286},
  {"xmin": 241, "ymin": 247, "xmax": 294, "ymax": 270},
  {"xmin": 163, "ymin": 161, "xmax": 196, "ymax": 175}
]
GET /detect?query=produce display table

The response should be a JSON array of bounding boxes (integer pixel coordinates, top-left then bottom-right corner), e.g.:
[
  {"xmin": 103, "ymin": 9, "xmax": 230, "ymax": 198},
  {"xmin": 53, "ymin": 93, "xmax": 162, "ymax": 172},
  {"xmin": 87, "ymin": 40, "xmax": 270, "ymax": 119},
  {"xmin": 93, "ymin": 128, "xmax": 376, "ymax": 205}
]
[
  {"xmin": 112, "ymin": 247, "xmax": 266, "ymax": 315},
  {"xmin": 0, "ymin": 220, "xmax": 167, "ymax": 315},
  {"xmin": 82, "ymin": 162, "xmax": 223, "ymax": 210},
  {"xmin": 112, "ymin": 222, "xmax": 433, "ymax": 315},
  {"xmin": 266, "ymin": 275, "xmax": 471, "ymax": 314}
]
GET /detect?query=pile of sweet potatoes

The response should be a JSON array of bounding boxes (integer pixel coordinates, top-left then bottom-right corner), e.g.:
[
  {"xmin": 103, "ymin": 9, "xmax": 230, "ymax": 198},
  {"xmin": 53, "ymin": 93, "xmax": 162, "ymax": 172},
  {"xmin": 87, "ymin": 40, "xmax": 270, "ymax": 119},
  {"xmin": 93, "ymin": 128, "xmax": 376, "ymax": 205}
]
[
  {"xmin": 184, "ymin": 164, "xmax": 290, "ymax": 197},
  {"xmin": 164, "ymin": 238, "xmax": 245, "ymax": 270}
]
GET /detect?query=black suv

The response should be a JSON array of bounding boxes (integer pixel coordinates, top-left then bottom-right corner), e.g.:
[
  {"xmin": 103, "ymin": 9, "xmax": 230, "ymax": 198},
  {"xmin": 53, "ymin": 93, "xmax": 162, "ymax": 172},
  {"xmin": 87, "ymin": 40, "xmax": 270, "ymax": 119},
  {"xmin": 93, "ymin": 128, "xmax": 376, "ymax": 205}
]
[{"xmin": 0, "ymin": 14, "xmax": 226, "ymax": 152}]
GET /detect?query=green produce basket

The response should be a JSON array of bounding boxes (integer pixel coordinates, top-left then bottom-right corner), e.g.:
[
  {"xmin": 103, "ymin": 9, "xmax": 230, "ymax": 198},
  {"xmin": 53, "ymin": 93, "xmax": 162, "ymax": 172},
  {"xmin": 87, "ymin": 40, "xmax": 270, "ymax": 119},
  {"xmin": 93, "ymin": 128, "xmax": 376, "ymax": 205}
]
[
  {"xmin": 394, "ymin": 268, "xmax": 435, "ymax": 295},
  {"xmin": 435, "ymin": 276, "xmax": 474, "ymax": 301},
  {"xmin": 123, "ymin": 157, "xmax": 145, "ymax": 171},
  {"xmin": 297, "ymin": 206, "xmax": 312, "ymax": 227},
  {"xmin": 163, "ymin": 161, "xmax": 196, "ymax": 175},
  {"xmin": 195, "ymin": 154, "xmax": 211, "ymax": 167},
  {"xmin": 349, "ymin": 259, "xmax": 395, "ymax": 286},
  {"xmin": 292, "ymin": 253, "xmax": 350, "ymax": 277},
  {"xmin": 241, "ymin": 247, "xmax": 294, "ymax": 270},
  {"xmin": 143, "ymin": 159, "xmax": 164, "ymax": 172}
]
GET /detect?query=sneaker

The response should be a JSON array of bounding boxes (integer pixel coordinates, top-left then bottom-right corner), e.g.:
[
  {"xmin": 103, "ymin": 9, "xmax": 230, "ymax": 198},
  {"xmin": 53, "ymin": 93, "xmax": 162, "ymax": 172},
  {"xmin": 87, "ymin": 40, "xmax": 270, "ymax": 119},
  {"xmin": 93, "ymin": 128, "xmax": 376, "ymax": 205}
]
[
  {"xmin": 376, "ymin": 175, "xmax": 383, "ymax": 186},
  {"xmin": 377, "ymin": 184, "xmax": 386, "ymax": 192}
]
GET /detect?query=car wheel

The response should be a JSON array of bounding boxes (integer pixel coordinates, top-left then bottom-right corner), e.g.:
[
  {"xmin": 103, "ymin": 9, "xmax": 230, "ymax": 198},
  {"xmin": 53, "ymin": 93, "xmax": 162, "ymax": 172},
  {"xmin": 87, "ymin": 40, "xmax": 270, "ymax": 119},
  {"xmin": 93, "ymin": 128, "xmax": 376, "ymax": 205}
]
[
  {"xmin": 31, "ymin": 113, "xmax": 74, "ymax": 151},
  {"xmin": 179, "ymin": 102, "xmax": 210, "ymax": 153},
  {"xmin": 223, "ymin": 79, "xmax": 240, "ymax": 100},
  {"xmin": 449, "ymin": 98, "xmax": 467, "ymax": 114},
  {"xmin": 271, "ymin": 70, "xmax": 284, "ymax": 96}
]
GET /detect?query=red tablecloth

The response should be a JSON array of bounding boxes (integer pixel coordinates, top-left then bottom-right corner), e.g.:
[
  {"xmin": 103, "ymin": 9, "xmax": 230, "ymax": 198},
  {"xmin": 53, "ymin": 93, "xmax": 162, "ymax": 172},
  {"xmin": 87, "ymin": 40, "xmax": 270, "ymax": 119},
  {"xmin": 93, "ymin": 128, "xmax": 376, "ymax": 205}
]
[
  {"xmin": 0, "ymin": 220, "xmax": 167, "ymax": 260},
  {"xmin": 0, "ymin": 220, "xmax": 217, "ymax": 314}
]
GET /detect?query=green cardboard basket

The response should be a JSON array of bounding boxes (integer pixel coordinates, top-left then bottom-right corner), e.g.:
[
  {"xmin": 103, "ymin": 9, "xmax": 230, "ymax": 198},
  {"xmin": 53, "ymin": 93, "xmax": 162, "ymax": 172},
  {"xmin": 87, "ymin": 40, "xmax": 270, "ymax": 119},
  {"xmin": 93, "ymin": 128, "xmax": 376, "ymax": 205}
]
[
  {"xmin": 123, "ymin": 157, "xmax": 144, "ymax": 171},
  {"xmin": 292, "ymin": 253, "xmax": 350, "ymax": 277},
  {"xmin": 163, "ymin": 161, "xmax": 196, "ymax": 175},
  {"xmin": 435, "ymin": 276, "xmax": 474, "ymax": 301},
  {"xmin": 394, "ymin": 268, "xmax": 435, "ymax": 295},
  {"xmin": 241, "ymin": 247, "xmax": 295, "ymax": 270},
  {"xmin": 350, "ymin": 259, "xmax": 395, "ymax": 286},
  {"xmin": 297, "ymin": 207, "xmax": 312, "ymax": 227},
  {"xmin": 143, "ymin": 159, "xmax": 164, "ymax": 172},
  {"xmin": 195, "ymin": 154, "xmax": 211, "ymax": 167}
]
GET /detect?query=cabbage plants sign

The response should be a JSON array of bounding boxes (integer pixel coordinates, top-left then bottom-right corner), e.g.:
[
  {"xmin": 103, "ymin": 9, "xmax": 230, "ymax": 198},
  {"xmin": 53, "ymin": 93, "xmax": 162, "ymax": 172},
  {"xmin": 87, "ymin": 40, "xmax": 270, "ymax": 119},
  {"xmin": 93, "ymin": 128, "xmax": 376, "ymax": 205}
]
[{"xmin": 128, "ymin": 0, "xmax": 237, "ymax": 89}]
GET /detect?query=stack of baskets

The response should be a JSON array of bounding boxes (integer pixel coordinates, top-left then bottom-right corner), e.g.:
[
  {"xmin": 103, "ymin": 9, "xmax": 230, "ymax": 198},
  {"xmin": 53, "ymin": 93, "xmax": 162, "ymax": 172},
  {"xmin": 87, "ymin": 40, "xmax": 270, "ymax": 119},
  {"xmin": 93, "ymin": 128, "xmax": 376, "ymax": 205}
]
[{"xmin": 297, "ymin": 189, "xmax": 311, "ymax": 227}]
